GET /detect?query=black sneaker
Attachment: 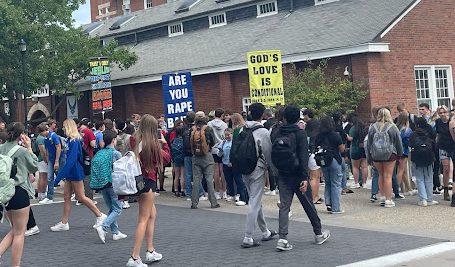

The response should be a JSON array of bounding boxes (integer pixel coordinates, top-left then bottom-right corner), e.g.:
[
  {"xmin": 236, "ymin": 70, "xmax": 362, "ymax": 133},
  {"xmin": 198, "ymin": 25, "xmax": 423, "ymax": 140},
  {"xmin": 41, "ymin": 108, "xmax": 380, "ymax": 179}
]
[
  {"xmin": 370, "ymin": 194, "xmax": 377, "ymax": 202},
  {"xmin": 211, "ymin": 204, "xmax": 221, "ymax": 209},
  {"xmin": 262, "ymin": 230, "xmax": 277, "ymax": 241},
  {"xmin": 326, "ymin": 206, "xmax": 332, "ymax": 212},
  {"xmin": 394, "ymin": 194, "xmax": 405, "ymax": 200}
]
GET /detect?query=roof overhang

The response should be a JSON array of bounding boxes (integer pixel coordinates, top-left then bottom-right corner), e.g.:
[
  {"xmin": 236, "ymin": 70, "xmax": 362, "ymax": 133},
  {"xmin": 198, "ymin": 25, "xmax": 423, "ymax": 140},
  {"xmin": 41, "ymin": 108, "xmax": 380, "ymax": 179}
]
[{"xmin": 79, "ymin": 42, "xmax": 389, "ymax": 90}]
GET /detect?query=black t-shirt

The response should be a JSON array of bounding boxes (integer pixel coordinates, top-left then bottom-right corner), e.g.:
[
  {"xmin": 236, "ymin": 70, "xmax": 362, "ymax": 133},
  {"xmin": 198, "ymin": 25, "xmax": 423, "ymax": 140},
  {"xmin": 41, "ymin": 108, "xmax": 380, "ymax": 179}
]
[
  {"xmin": 435, "ymin": 118, "xmax": 455, "ymax": 152},
  {"xmin": 315, "ymin": 132, "xmax": 343, "ymax": 164}
]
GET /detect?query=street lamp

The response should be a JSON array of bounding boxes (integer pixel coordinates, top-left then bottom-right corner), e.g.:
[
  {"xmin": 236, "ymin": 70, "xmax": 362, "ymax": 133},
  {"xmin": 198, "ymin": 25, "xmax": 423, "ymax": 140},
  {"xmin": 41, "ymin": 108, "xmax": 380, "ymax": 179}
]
[{"xmin": 19, "ymin": 39, "xmax": 27, "ymax": 124}]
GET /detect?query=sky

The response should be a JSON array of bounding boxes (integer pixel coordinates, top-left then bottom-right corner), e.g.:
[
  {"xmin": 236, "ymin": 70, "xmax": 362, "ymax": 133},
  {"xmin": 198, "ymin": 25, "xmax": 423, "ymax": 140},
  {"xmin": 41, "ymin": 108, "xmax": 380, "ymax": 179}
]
[{"xmin": 72, "ymin": 2, "xmax": 91, "ymax": 27}]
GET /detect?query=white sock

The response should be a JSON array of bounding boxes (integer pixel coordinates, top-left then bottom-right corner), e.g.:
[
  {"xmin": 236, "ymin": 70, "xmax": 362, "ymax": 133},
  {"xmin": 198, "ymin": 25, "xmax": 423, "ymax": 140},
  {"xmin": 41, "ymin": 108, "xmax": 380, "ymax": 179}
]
[
  {"xmin": 243, "ymin": 237, "xmax": 253, "ymax": 244},
  {"xmin": 262, "ymin": 229, "xmax": 271, "ymax": 238}
]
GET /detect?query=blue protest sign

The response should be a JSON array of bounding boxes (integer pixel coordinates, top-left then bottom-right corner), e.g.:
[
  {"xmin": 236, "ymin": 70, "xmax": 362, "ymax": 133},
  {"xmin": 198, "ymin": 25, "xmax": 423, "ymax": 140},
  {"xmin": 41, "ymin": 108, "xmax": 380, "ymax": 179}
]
[{"xmin": 162, "ymin": 72, "xmax": 194, "ymax": 129}]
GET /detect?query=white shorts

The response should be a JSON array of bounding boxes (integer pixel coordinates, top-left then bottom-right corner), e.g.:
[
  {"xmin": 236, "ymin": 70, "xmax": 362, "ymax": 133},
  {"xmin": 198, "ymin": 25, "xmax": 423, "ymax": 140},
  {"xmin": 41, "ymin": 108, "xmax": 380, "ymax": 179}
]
[
  {"xmin": 38, "ymin": 161, "xmax": 48, "ymax": 173},
  {"xmin": 308, "ymin": 154, "xmax": 321, "ymax": 171}
]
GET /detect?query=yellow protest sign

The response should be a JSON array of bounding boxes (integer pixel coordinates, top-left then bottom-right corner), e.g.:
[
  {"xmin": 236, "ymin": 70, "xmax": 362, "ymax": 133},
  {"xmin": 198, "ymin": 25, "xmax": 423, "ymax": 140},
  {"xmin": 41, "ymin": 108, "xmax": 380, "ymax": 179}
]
[{"xmin": 247, "ymin": 50, "xmax": 284, "ymax": 106}]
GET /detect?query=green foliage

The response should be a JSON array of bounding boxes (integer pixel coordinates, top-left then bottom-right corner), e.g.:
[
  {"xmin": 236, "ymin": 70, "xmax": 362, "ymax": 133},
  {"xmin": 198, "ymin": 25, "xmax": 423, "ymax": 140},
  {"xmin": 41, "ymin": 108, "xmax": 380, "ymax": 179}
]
[
  {"xmin": 0, "ymin": 0, "xmax": 137, "ymax": 120},
  {"xmin": 284, "ymin": 60, "xmax": 368, "ymax": 116}
]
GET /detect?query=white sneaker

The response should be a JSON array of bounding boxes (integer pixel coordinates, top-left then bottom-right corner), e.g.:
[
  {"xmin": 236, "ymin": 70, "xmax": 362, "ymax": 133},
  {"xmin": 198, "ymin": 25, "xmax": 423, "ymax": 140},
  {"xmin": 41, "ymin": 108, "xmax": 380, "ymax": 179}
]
[
  {"xmin": 264, "ymin": 190, "xmax": 277, "ymax": 196},
  {"xmin": 25, "ymin": 226, "xmax": 40, "ymax": 237},
  {"xmin": 71, "ymin": 194, "xmax": 76, "ymax": 201},
  {"xmin": 235, "ymin": 194, "xmax": 240, "ymax": 202},
  {"xmin": 93, "ymin": 214, "xmax": 107, "ymax": 229},
  {"xmin": 39, "ymin": 198, "xmax": 53, "ymax": 204},
  {"xmin": 95, "ymin": 225, "xmax": 106, "ymax": 244},
  {"xmin": 418, "ymin": 200, "xmax": 428, "ymax": 207},
  {"xmin": 222, "ymin": 192, "xmax": 228, "ymax": 199},
  {"xmin": 199, "ymin": 196, "xmax": 208, "ymax": 201},
  {"xmin": 288, "ymin": 210, "xmax": 293, "ymax": 218},
  {"xmin": 154, "ymin": 192, "xmax": 160, "ymax": 196},
  {"xmin": 350, "ymin": 183, "xmax": 360, "ymax": 189},
  {"xmin": 384, "ymin": 200, "xmax": 396, "ymax": 208},
  {"xmin": 226, "ymin": 196, "xmax": 234, "ymax": 201},
  {"xmin": 92, "ymin": 200, "xmax": 98, "ymax": 205},
  {"xmin": 51, "ymin": 222, "xmax": 69, "ymax": 232},
  {"xmin": 113, "ymin": 232, "xmax": 128, "ymax": 241},
  {"xmin": 427, "ymin": 200, "xmax": 439, "ymax": 206},
  {"xmin": 144, "ymin": 250, "xmax": 163, "ymax": 263},
  {"xmin": 122, "ymin": 201, "xmax": 131, "ymax": 209},
  {"xmin": 126, "ymin": 257, "xmax": 147, "ymax": 267},
  {"xmin": 76, "ymin": 200, "xmax": 82, "ymax": 206},
  {"xmin": 215, "ymin": 192, "xmax": 221, "ymax": 200},
  {"xmin": 235, "ymin": 201, "xmax": 247, "ymax": 206}
]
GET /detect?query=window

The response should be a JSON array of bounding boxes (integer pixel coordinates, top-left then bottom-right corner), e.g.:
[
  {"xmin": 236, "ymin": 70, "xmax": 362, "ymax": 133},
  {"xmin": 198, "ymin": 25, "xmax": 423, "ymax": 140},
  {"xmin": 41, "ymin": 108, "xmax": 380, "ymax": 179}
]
[
  {"xmin": 315, "ymin": 0, "xmax": 340, "ymax": 5},
  {"xmin": 209, "ymin": 13, "xmax": 226, "ymax": 28},
  {"xmin": 415, "ymin": 66, "xmax": 454, "ymax": 110},
  {"xmin": 105, "ymin": 7, "xmax": 109, "ymax": 13},
  {"xmin": 168, "ymin": 23, "xmax": 183, "ymax": 37},
  {"xmin": 98, "ymin": 9, "xmax": 103, "ymax": 15},
  {"xmin": 242, "ymin": 97, "xmax": 252, "ymax": 112},
  {"xmin": 257, "ymin": 1, "xmax": 278, "ymax": 17},
  {"xmin": 145, "ymin": 0, "xmax": 153, "ymax": 8}
]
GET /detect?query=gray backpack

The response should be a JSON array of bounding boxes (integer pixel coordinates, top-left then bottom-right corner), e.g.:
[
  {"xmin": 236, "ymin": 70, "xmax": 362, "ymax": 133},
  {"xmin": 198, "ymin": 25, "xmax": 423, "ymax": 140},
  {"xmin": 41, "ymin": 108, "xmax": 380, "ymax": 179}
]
[{"xmin": 371, "ymin": 123, "xmax": 394, "ymax": 161}]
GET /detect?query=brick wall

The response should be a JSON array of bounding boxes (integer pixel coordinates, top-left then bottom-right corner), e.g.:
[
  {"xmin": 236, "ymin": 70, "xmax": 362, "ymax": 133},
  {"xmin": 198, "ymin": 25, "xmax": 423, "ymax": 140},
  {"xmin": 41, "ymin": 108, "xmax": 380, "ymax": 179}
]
[{"xmin": 366, "ymin": 0, "xmax": 455, "ymax": 116}]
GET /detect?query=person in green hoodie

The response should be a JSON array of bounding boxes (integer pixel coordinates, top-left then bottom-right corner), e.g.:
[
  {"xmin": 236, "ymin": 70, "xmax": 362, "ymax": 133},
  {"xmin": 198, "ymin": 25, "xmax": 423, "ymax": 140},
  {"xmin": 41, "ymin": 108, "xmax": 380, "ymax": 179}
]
[{"xmin": 0, "ymin": 122, "xmax": 38, "ymax": 267}]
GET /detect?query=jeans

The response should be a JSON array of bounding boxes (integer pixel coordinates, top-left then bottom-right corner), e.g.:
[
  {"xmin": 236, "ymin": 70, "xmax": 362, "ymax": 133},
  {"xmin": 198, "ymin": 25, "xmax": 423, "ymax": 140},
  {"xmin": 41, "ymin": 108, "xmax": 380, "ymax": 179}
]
[
  {"xmin": 392, "ymin": 163, "xmax": 400, "ymax": 196},
  {"xmin": 321, "ymin": 159, "xmax": 343, "ymax": 212},
  {"xmin": 184, "ymin": 156, "xmax": 204, "ymax": 197},
  {"xmin": 341, "ymin": 159, "xmax": 347, "ymax": 189},
  {"xmin": 223, "ymin": 164, "xmax": 247, "ymax": 202},
  {"xmin": 101, "ymin": 187, "xmax": 122, "ymax": 234},
  {"xmin": 414, "ymin": 164, "xmax": 434, "ymax": 202},
  {"xmin": 277, "ymin": 177, "xmax": 322, "ymax": 238},
  {"xmin": 47, "ymin": 158, "xmax": 65, "ymax": 200},
  {"xmin": 243, "ymin": 166, "xmax": 269, "ymax": 238}
]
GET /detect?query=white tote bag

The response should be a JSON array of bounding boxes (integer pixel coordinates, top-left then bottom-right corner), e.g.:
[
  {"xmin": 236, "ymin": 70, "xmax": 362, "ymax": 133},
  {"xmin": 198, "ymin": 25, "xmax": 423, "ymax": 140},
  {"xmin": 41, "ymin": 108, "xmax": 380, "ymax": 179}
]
[{"xmin": 112, "ymin": 151, "xmax": 142, "ymax": 195}]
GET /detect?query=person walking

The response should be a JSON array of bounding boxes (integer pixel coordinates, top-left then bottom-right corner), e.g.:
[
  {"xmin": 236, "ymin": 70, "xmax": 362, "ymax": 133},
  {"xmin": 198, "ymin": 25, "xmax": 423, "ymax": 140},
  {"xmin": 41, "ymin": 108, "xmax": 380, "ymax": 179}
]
[
  {"xmin": 271, "ymin": 106, "xmax": 330, "ymax": 251},
  {"xmin": 127, "ymin": 114, "xmax": 171, "ymax": 267},
  {"xmin": 36, "ymin": 123, "xmax": 49, "ymax": 201},
  {"xmin": 0, "ymin": 122, "xmax": 38, "ymax": 267},
  {"xmin": 50, "ymin": 119, "xmax": 107, "ymax": 239}
]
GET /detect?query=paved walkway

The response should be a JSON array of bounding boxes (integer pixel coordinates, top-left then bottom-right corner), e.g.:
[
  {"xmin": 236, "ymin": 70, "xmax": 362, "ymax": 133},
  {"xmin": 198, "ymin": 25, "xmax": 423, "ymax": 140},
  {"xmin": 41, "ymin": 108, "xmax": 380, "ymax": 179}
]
[{"xmin": 0, "ymin": 201, "xmax": 447, "ymax": 267}]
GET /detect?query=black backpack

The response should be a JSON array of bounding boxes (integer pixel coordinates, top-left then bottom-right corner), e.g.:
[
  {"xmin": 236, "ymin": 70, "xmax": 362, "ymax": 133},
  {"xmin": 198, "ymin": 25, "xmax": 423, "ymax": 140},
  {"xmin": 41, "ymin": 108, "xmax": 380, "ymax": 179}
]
[
  {"xmin": 314, "ymin": 135, "xmax": 334, "ymax": 167},
  {"xmin": 271, "ymin": 129, "xmax": 300, "ymax": 174},
  {"xmin": 411, "ymin": 135, "xmax": 434, "ymax": 167},
  {"xmin": 230, "ymin": 125, "xmax": 263, "ymax": 175},
  {"xmin": 183, "ymin": 125, "xmax": 192, "ymax": 155}
]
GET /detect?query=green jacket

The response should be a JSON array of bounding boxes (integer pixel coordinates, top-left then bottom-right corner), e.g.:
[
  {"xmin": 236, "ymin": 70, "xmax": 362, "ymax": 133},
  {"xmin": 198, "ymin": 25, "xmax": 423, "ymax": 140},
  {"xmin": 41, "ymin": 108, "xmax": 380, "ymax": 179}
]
[{"xmin": 0, "ymin": 141, "xmax": 38, "ymax": 198}]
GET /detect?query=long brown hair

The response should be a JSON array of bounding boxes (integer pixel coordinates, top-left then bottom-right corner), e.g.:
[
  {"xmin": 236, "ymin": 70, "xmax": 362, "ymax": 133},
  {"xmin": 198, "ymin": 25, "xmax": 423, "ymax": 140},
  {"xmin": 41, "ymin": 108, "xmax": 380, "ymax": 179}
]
[{"xmin": 133, "ymin": 114, "xmax": 163, "ymax": 173}]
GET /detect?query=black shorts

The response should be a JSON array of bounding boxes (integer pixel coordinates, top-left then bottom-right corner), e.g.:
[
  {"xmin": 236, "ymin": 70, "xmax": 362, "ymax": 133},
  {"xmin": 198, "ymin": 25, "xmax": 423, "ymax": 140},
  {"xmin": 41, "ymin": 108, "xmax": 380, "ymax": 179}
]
[
  {"xmin": 6, "ymin": 186, "xmax": 30, "ymax": 211},
  {"xmin": 212, "ymin": 154, "xmax": 223, "ymax": 164},
  {"xmin": 137, "ymin": 179, "xmax": 157, "ymax": 195},
  {"xmin": 351, "ymin": 148, "xmax": 366, "ymax": 160}
]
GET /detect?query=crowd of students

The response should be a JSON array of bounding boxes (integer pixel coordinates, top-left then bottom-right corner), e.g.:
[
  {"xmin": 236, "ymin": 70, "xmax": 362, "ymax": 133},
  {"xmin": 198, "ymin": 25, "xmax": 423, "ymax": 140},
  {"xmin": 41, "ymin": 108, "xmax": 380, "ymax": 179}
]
[{"xmin": 1, "ymin": 99, "xmax": 455, "ymax": 266}]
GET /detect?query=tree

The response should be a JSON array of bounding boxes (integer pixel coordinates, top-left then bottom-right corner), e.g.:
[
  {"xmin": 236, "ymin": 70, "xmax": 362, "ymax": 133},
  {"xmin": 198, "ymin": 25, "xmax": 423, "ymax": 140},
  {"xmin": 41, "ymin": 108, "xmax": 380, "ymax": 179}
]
[
  {"xmin": 0, "ymin": 0, "xmax": 137, "ymax": 123},
  {"xmin": 284, "ymin": 60, "xmax": 368, "ymax": 116}
]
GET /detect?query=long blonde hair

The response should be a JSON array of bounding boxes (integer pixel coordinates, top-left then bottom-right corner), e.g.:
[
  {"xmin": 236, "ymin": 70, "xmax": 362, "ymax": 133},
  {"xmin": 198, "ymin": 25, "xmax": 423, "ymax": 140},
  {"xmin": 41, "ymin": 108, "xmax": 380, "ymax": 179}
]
[
  {"xmin": 231, "ymin": 113, "xmax": 245, "ymax": 129},
  {"xmin": 376, "ymin": 108, "xmax": 393, "ymax": 130},
  {"xmin": 133, "ymin": 114, "xmax": 163, "ymax": 173},
  {"xmin": 63, "ymin": 119, "xmax": 81, "ymax": 140}
]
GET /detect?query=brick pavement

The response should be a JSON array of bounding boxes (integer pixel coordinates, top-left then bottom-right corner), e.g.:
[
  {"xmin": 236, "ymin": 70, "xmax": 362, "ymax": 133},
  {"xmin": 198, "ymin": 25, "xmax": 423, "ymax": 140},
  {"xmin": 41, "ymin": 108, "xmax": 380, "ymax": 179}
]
[{"xmin": 0, "ymin": 201, "xmax": 446, "ymax": 267}]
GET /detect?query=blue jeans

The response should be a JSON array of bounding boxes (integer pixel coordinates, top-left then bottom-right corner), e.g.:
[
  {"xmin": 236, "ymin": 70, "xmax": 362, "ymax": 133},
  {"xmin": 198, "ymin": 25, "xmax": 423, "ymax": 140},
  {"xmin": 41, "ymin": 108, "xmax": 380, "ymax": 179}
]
[
  {"xmin": 414, "ymin": 164, "xmax": 434, "ymax": 202},
  {"xmin": 371, "ymin": 164, "xmax": 400, "ymax": 196},
  {"xmin": 47, "ymin": 158, "xmax": 65, "ymax": 200},
  {"xmin": 341, "ymin": 159, "xmax": 347, "ymax": 189},
  {"xmin": 184, "ymin": 156, "xmax": 204, "ymax": 197},
  {"xmin": 101, "ymin": 187, "xmax": 122, "ymax": 234},
  {"xmin": 321, "ymin": 159, "xmax": 343, "ymax": 212},
  {"xmin": 223, "ymin": 164, "xmax": 247, "ymax": 202}
]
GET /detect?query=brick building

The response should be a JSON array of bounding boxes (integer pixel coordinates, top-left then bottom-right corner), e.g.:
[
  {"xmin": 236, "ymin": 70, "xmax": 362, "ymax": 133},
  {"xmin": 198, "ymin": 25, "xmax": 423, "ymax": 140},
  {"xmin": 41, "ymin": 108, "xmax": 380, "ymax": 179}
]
[
  {"xmin": 90, "ymin": 0, "xmax": 169, "ymax": 22},
  {"xmin": 10, "ymin": 0, "xmax": 455, "ymax": 125}
]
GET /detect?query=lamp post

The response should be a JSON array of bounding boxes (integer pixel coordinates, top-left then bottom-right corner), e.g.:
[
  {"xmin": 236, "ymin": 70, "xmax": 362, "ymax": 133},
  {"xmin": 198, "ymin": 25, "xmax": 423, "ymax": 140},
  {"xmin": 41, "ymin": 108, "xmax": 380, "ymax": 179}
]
[{"xmin": 19, "ymin": 39, "xmax": 27, "ymax": 124}]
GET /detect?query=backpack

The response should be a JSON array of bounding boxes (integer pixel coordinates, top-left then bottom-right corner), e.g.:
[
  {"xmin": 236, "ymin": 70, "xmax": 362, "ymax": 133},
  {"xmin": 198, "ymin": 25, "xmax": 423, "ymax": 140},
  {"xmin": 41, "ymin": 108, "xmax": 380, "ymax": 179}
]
[
  {"xmin": 314, "ymin": 135, "xmax": 334, "ymax": 167},
  {"xmin": 111, "ymin": 151, "xmax": 142, "ymax": 195},
  {"xmin": 230, "ymin": 125, "xmax": 263, "ymax": 175},
  {"xmin": 271, "ymin": 129, "xmax": 300, "ymax": 174},
  {"xmin": 89, "ymin": 148, "xmax": 114, "ymax": 190},
  {"xmin": 31, "ymin": 135, "xmax": 40, "ymax": 157},
  {"xmin": 78, "ymin": 141, "xmax": 91, "ymax": 175},
  {"xmin": 411, "ymin": 135, "xmax": 434, "ymax": 167},
  {"xmin": 371, "ymin": 123, "xmax": 394, "ymax": 161},
  {"xmin": 183, "ymin": 126, "xmax": 193, "ymax": 155},
  {"xmin": 116, "ymin": 133, "xmax": 131, "ymax": 156},
  {"xmin": 171, "ymin": 137, "xmax": 184, "ymax": 165},
  {"xmin": 0, "ymin": 145, "xmax": 21, "ymax": 222},
  {"xmin": 190, "ymin": 125, "xmax": 210, "ymax": 156}
]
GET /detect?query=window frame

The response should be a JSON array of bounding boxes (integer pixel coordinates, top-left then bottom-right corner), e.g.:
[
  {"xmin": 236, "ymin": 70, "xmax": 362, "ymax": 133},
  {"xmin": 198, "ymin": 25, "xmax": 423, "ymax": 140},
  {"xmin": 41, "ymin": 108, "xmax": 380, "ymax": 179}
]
[
  {"xmin": 242, "ymin": 97, "xmax": 252, "ymax": 112},
  {"xmin": 314, "ymin": 0, "xmax": 340, "ymax": 6},
  {"xmin": 209, "ymin": 12, "xmax": 227, "ymax": 28},
  {"xmin": 144, "ymin": 0, "xmax": 153, "ymax": 9},
  {"xmin": 414, "ymin": 65, "xmax": 454, "ymax": 111},
  {"xmin": 168, "ymin": 22, "xmax": 184, "ymax": 37},
  {"xmin": 256, "ymin": 1, "xmax": 278, "ymax": 18}
]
